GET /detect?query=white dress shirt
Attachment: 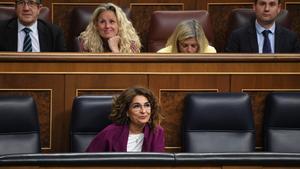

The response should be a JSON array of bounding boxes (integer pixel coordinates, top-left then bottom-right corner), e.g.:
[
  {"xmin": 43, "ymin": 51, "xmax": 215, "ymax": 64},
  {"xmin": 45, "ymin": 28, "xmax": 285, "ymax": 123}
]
[
  {"xmin": 255, "ymin": 20, "xmax": 276, "ymax": 53},
  {"xmin": 17, "ymin": 20, "xmax": 40, "ymax": 52}
]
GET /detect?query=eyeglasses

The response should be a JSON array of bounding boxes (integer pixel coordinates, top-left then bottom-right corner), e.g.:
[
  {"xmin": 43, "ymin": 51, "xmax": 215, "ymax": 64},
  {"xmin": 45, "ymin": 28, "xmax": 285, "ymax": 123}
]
[
  {"xmin": 16, "ymin": 0, "xmax": 39, "ymax": 7},
  {"xmin": 130, "ymin": 102, "xmax": 151, "ymax": 112}
]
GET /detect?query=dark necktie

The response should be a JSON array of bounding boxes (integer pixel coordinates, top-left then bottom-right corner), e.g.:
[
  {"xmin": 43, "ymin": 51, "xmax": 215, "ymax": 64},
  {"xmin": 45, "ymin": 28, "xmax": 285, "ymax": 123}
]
[
  {"xmin": 23, "ymin": 28, "xmax": 32, "ymax": 52},
  {"xmin": 262, "ymin": 30, "xmax": 271, "ymax": 53}
]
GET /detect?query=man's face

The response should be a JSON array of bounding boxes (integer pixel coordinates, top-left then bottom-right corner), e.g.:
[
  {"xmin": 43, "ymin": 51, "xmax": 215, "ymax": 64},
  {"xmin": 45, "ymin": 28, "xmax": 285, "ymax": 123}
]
[
  {"xmin": 15, "ymin": 0, "xmax": 42, "ymax": 26},
  {"xmin": 253, "ymin": 0, "xmax": 281, "ymax": 27}
]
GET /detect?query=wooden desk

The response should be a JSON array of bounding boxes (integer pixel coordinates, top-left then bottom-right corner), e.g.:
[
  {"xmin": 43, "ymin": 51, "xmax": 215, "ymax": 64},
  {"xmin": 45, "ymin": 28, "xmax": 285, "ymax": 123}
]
[{"xmin": 0, "ymin": 53, "xmax": 300, "ymax": 153}]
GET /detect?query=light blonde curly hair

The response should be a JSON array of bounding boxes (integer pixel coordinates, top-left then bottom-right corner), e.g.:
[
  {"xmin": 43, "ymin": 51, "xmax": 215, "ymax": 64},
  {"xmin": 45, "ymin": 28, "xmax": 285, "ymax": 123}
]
[
  {"xmin": 166, "ymin": 19, "xmax": 209, "ymax": 53},
  {"xmin": 79, "ymin": 3, "xmax": 141, "ymax": 53}
]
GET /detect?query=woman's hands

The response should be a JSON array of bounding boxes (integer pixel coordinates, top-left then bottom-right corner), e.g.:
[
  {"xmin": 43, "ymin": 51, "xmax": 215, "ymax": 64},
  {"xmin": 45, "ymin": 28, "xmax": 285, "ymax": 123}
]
[{"xmin": 108, "ymin": 36, "xmax": 120, "ymax": 53}]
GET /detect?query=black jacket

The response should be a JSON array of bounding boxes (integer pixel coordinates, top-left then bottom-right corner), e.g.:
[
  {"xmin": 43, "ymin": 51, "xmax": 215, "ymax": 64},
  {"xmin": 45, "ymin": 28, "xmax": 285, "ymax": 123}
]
[{"xmin": 0, "ymin": 18, "xmax": 66, "ymax": 52}]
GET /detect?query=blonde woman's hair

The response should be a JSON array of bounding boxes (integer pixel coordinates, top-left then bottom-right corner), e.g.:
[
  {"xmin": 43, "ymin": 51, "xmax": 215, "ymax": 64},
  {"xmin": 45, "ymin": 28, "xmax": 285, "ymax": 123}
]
[
  {"xmin": 166, "ymin": 19, "xmax": 209, "ymax": 53},
  {"xmin": 79, "ymin": 3, "xmax": 141, "ymax": 53}
]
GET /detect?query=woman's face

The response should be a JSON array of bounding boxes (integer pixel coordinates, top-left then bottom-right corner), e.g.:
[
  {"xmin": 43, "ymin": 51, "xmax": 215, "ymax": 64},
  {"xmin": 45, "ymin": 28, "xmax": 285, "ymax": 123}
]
[
  {"xmin": 96, "ymin": 10, "xmax": 119, "ymax": 39},
  {"xmin": 128, "ymin": 95, "xmax": 151, "ymax": 127},
  {"xmin": 178, "ymin": 37, "xmax": 199, "ymax": 53}
]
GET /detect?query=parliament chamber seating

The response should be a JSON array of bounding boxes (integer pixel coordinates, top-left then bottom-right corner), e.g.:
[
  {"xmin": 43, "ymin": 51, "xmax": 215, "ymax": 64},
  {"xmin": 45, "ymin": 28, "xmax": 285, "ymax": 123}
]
[
  {"xmin": 0, "ymin": 6, "xmax": 50, "ymax": 22},
  {"xmin": 147, "ymin": 10, "xmax": 214, "ymax": 52},
  {"xmin": 69, "ymin": 6, "xmax": 131, "ymax": 51},
  {"xmin": 0, "ymin": 95, "xmax": 41, "ymax": 155},
  {"xmin": 70, "ymin": 95, "xmax": 113, "ymax": 152},
  {"xmin": 226, "ymin": 8, "xmax": 291, "ymax": 44},
  {"xmin": 264, "ymin": 92, "xmax": 300, "ymax": 153},
  {"xmin": 182, "ymin": 93, "xmax": 255, "ymax": 153}
]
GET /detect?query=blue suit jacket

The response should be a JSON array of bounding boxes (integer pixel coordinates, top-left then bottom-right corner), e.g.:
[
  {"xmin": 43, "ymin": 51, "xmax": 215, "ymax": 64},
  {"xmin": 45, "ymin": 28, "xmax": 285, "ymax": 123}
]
[
  {"xmin": 0, "ymin": 18, "xmax": 65, "ymax": 52},
  {"xmin": 225, "ymin": 22, "xmax": 300, "ymax": 53}
]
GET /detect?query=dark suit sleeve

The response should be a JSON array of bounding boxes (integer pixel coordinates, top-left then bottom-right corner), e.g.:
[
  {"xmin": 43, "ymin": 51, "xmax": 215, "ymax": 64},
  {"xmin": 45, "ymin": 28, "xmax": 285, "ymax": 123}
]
[
  {"xmin": 53, "ymin": 25, "xmax": 66, "ymax": 52},
  {"xmin": 293, "ymin": 36, "xmax": 300, "ymax": 53}
]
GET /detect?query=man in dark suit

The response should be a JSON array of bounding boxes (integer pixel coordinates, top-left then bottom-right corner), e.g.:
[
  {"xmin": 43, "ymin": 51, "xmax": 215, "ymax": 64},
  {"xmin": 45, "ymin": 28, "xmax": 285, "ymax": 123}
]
[
  {"xmin": 225, "ymin": 0, "xmax": 300, "ymax": 53},
  {"xmin": 0, "ymin": 0, "xmax": 65, "ymax": 52}
]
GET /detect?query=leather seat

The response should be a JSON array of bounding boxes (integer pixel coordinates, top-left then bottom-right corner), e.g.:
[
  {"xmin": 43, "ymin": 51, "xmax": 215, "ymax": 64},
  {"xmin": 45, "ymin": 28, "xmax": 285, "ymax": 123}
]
[
  {"xmin": 70, "ymin": 95, "xmax": 113, "ymax": 152},
  {"xmin": 264, "ymin": 92, "xmax": 300, "ymax": 152},
  {"xmin": 182, "ymin": 92, "xmax": 255, "ymax": 153},
  {"xmin": 0, "ymin": 6, "xmax": 50, "ymax": 22},
  {"xmin": 0, "ymin": 95, "xmax": 41, "ymax": 155},
  {"xmin": 147, "ymin": 10, "xmax": 214, "ymax": 52}
]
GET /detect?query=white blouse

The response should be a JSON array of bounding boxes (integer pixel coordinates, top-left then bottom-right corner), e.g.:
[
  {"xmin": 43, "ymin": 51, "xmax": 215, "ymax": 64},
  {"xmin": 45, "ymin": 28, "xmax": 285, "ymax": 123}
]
[{"xmin": 127, "ymin": 133, "xmax": 144, "ymax": 152}]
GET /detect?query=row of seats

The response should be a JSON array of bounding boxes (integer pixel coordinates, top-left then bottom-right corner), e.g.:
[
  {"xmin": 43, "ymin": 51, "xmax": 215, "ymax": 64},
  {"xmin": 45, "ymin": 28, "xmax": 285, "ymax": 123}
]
[
  {"xmin": 182, "ymin": 92, "xmax": 300, "ymax": 153},
  {"xmin": 0, "ymin": 92, "xmax": 299, "ymax": 155},
  {"xmin": 0, "ymin": 6, "xmax": 291, "ymax": 52}
]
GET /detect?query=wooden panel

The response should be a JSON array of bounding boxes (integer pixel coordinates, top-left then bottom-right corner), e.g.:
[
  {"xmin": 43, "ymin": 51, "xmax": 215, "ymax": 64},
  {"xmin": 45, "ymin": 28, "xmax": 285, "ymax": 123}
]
[
  {"xmin": 149, "ymin": 75, "xmax": 230, "ymax": 151},
  {"xmin": 0, "ymin": 89, "xmax": 51, "ymax": 150},
  {"xmin": 0, "ymin": 53, "xmax": 299, "ymax": 152},
  {"xmin": 0, "ymin": 75, "xmax": 64, "ymax": 153},
  {"xmin": 52, "ymin": 3, "xmax": 99, "ymax": 51},
  {"xmin": 208, "ymin": 3, "xmax": 252, "ymax": 52},
  {"xmin": 231, "ymin": 74, "xmax": 300, "ymax": 150},
  {"xmin": 223, "ymin": 167, "xmax": 262, "ymax": 169},
  {"xmin": 0, "ymin": 1, "xmax": 14, "ymax": 6}
]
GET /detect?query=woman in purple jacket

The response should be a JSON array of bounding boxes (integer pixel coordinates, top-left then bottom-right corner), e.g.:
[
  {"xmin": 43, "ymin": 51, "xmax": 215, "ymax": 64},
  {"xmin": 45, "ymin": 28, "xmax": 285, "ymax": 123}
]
[{"xmin": 86, "ymin": 86, "xmax": 165, "ymax": 152}]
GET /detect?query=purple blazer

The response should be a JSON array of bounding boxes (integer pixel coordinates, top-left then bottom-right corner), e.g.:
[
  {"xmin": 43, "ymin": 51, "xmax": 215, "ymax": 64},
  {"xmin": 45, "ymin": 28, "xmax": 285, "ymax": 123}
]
[{"xmin": 86, "ymin": 123, "xmax": 165, "ymax": 152}]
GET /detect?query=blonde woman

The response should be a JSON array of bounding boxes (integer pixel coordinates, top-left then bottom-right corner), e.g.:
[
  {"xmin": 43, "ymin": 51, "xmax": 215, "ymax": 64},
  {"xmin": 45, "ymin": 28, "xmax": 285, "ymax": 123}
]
[
  {"xmin": 157, "ymin": 19, "xmax": 216, "ymax": 53},
  {"xmin": 79, "ymin": 3, "xmax": 141, "ymax": 53}
]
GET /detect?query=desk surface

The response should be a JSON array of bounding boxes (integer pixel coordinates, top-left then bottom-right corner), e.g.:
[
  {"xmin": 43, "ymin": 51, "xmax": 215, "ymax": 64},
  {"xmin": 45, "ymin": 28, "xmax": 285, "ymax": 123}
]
[{"xmin": 0, "ymin": 53, "xmax": 300, "ymax": 73}]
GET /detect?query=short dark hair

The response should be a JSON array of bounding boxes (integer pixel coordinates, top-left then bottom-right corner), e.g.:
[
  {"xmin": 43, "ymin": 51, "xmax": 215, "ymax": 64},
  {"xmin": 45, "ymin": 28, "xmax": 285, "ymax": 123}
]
[
  {"xmin": 254, "ymin": 0, "xmax": 281, "ymax": 4},
  {"xmin": 110, "ymin": 86, "xmax": 162, "ymax": 130},
  {"xmin": 16, "ymin": 0, "xmax": 42, "ymax": 4}
]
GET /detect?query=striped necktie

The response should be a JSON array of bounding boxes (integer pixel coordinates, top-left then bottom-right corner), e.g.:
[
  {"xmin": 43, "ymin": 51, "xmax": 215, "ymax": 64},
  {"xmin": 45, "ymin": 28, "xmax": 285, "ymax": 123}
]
[{"xmin": 23, "ymin": 28, "xmax": 32, "ymax": 52}]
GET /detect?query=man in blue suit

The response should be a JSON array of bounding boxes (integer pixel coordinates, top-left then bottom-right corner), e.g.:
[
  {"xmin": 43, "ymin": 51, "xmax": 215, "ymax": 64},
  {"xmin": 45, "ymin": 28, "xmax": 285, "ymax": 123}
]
[
  {"xmin": 0, "ymin": 0, "xmax": 65, "ymax": 52},
  {"xmin": 225, "ymin": 0, "xmax": 300, "ymax": 53}
]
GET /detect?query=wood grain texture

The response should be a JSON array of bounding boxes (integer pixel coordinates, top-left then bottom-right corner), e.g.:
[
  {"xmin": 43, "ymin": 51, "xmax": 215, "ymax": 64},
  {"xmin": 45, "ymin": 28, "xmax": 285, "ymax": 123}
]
[
  {"xmin": 0, "ymin": 53, "xmax": 300, "ymax": 152},
  {"xmin": 231, "ymin": 75, "xmax": 300, "ymax": 150},
  {"xmin": 0, "ymin": 75, "xmax": 64, "ymax": 153}
]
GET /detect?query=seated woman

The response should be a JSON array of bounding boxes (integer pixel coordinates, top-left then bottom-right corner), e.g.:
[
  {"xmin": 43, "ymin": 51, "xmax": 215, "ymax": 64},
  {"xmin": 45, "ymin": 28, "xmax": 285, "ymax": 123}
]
[
  {"xmin": 79, "ymin": 3, "xmax": 141, "ymax": 53},
  {"xmin": 157, "ymin": 19, "xmax": 216, "ymax": 53},
  {"xmin": 86, "ymin": 86, "xmax": 164, "ymax": 152}
]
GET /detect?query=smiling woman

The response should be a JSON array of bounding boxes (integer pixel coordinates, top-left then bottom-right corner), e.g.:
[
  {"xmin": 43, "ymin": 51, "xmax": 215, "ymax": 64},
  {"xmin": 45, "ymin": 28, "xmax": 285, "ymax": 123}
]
[
  {"xmin": 78, "ymin": 3, "xmax": 141, "ymax": 53},
  {"xmin": 86, "ymin": 86, "xmax": 165, "ymax": 152}
]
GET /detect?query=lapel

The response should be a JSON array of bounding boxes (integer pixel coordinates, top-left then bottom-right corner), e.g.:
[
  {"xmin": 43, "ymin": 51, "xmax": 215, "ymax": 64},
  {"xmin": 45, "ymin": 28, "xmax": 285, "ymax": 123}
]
[
  {"xmin": 247, "ymin": 24, "xmax": 259, "ymax": 52},
  {"xmin": 113, "ymin": 124, "xmax": 129, "ymax": 151},
  {"xmin": 142, "ymin": 124, "xmax": 150, "ymax": 152},
  {"xmin": 274, "ymin": 24, "xmax": 283, "ymax": 53},
  {"xmin": 6, "ymin": 19, "xmax": 18, "ymax": 51},
  {"xmin": 37, "ymin": 20, "xmax": 50, "ymax": 52}
]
